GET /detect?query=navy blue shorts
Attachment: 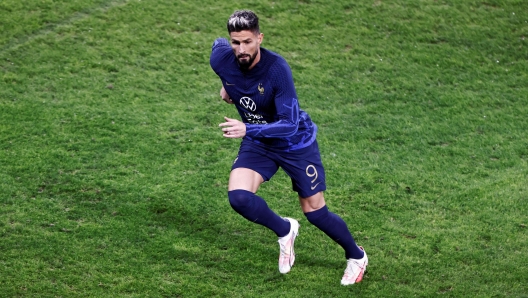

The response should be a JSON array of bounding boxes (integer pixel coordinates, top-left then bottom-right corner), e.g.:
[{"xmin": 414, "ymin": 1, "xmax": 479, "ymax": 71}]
[{"xmin": 232, "ymin": 140, "xmax": 326, "ymax": 198}]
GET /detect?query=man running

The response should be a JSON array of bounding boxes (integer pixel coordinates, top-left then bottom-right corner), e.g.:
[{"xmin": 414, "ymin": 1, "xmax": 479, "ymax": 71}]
[{"xmin": 210, "ymin": 10, "xmax": 368, "ymax": 285}]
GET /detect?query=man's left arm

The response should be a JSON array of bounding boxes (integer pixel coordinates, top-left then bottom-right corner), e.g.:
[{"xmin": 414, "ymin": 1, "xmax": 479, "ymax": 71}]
[{"xmin": 244, "ymin": 61, "xmax": 300, "ymax": 139}]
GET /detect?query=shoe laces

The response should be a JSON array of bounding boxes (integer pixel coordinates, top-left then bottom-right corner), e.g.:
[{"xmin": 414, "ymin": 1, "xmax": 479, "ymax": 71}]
[
  {"xmin": 278, "ymin": 233, "xmax": 292, "ymax": 257},
  {"xmin": 278, "ymin": 240, "xmax": 288, "ymax": 255},
  {"xmin": 344, "ymin": 259, "xmax": 363, "ymax": 278}
]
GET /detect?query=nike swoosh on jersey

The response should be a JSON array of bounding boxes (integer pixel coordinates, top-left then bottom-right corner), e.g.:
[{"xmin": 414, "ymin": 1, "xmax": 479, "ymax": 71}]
[
  {"xmin": 311, "ymin": 182, "xmax": 322, "ymax": 190},
  {"xmin": 225, "ymin": 81, "xmax": 235, "ymax": 86}
]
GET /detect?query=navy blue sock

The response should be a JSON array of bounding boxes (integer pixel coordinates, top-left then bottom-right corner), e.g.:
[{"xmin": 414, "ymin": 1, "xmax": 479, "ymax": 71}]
[
  {"xmin": 305, "ymin": 205, "xmax": 364, "ymax": 259},
  {"xmin": 228, "ymin": 189, "xmax": 290, "ymax": 237}
]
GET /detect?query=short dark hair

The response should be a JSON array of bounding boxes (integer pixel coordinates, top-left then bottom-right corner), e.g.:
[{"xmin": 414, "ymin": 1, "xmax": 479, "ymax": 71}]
[{"xmin": 227, "ymin": 10, "xmax": 260, "ymax": 34}]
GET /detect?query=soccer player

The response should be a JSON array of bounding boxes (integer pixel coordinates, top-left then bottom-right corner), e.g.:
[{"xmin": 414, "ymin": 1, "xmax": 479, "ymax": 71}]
[{"xmin": 210, "ymin": 10, "xmax": 368, "ymax": 285}]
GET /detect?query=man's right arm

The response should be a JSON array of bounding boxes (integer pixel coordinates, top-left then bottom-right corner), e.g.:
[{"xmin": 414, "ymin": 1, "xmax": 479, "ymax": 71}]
[
  {"xmin": 211, "ymin": 38, "xmax": 235, "ymax": 105},
  {"xmin": 220, "ymin": 86, "xmax": 234, "ymax": 104},
  {"xmin": 210, "ymin": 38, "xmax": 231, "ymax": 72}
]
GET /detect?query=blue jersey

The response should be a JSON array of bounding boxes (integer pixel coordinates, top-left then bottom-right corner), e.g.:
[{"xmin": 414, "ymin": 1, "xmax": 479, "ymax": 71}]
[{"xmin": 210, "ymin": 38, "xmax": 317, "ymax": 151}]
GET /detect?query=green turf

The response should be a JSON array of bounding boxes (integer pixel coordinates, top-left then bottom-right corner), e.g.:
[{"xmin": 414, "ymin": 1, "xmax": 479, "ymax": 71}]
[{"xmin": 1, "ymin": 0, "xmax": 527, "ymax": 297}]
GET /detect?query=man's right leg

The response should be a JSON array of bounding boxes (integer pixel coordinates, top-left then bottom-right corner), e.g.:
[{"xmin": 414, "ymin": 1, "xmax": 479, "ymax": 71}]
[
  {"xmin": 227, "ymin": 168, "xmax": 298, "ymax": 273},
  {"xmin": 227, "ymin": 168, "xmax": 290, "ymax": 237}
]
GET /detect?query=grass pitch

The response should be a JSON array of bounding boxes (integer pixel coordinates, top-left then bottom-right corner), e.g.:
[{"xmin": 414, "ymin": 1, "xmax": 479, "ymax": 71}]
[{"xmin": 1, "ymin": 0, "xmax": 527, "ymax": 297}]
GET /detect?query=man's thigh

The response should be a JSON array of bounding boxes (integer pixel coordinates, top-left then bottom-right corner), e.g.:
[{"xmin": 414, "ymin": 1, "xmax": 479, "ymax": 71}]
[
  {"xmin": 228, "ymin": 168, "xmax": 264, "ymax": 192},
  {"xmin": 276, "ymin": 141, "xmax": 327, "ymax": 198},
  {"xmin": 230, "ymin": 142, "xmax": 280, "ymax": 191}
]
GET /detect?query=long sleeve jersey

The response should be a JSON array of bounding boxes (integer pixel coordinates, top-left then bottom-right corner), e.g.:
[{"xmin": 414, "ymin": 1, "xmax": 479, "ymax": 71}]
[{"xmin": 210, "ymin": 38, "xmax": 317, "ymax": 151}]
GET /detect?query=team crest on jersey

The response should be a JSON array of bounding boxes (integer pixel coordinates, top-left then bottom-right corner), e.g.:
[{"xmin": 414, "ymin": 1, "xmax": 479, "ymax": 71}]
[{"xmin": 258, "ymin": 83, "xmax": 264, "ymax": 95}]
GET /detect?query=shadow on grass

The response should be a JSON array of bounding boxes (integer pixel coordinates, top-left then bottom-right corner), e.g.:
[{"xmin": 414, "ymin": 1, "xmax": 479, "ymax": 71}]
[{"xmin": 147, "ymin": 197, "xmax": 351, "ymax": 281}]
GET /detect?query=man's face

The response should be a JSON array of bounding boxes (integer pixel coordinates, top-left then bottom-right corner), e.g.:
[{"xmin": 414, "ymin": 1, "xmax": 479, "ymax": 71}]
[{"xmin": 229, "ymin": 30, "xmax": 263, "ymax": 70}]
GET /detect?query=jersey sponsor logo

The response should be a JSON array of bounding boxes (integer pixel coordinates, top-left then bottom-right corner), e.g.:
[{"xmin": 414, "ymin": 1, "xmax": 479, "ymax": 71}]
[
  {"xmin": 239, "ymin": 97, "xmax": 266, "ymax": 124},
  {"xmin": 240, "ymin": 97, "xmax": 256, "ymax": 112},
  {"xmin": 244, "ymin": 112, "xmax": 267, "ymax": 124}
]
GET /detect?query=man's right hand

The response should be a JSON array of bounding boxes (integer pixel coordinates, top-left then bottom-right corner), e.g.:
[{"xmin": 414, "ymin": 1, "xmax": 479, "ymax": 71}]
[{"xmin": 220, "ymin": 86, "xmax": 234, "ymax": 104}]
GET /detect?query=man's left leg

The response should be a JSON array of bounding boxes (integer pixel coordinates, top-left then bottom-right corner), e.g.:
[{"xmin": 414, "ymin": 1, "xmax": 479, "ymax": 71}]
[
  {"xmin": 279, "ymin": 140, "xmax": 368, "ymax": 283},
  {"xmin": 300, "ymin": 192, "xmax": 368, "ymax": 285},
  {"xmin": 299, "ymin": 193, "xmax": 364, "ymax": 260}
]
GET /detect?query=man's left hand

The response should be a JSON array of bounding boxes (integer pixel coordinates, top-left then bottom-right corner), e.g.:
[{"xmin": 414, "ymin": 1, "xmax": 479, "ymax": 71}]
[{"xmin": 219, "ymin": 117, "xmax": 246, "ymax": 138}]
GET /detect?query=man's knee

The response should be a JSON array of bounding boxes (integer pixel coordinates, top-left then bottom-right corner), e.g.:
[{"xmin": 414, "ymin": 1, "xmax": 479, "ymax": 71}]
[
  {"xmin": 299, "ymin": 191, "xmax": 326, "ymax": 213},
  {"xmin": 304, "ymin": 205, "xmax": 329, "ymax": 226},
  {"xmin": 228, "ymin": 189, "xmax": 254, "ymax": 211}
]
